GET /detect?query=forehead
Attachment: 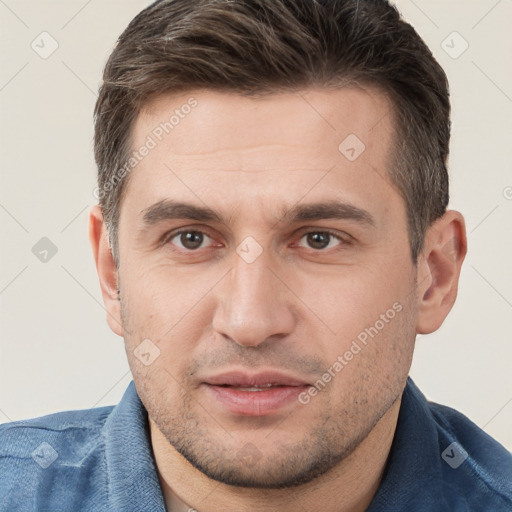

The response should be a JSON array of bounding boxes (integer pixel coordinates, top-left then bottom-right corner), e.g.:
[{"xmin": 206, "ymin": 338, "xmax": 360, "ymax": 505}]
[
  {"xmin": 122, "ymin": 86, "xmax": 400, "ymax": 227},
  {"xmin": 137, "ymin": 85, "xmax": 393, "ymax": 158}
]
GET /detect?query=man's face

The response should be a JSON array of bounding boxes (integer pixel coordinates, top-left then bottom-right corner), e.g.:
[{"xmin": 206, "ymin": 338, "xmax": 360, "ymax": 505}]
[{"xmin": 116, "ymin": 86, "xmax": 419, "ymax": 487}]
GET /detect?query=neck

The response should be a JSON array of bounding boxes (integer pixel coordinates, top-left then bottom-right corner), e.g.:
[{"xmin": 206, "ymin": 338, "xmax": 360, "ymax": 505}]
[{"xmin": 150, "ymin": 399, "xmax": 400, "ymax": 512}]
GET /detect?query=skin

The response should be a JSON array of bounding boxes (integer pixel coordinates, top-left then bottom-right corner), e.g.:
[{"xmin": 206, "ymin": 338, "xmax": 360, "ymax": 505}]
[{"xmin": 89, "ymin": 86, "xmax": 467, "ymax": 512}]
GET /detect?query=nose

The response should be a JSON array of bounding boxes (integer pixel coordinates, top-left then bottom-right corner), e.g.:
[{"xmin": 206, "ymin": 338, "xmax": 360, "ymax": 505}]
[{"xmin": 212, "ymin": 249, "xmax": 296, "ymax": 347}]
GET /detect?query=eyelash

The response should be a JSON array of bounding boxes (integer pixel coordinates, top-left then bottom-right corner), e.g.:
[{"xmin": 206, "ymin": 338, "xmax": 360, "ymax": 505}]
[
  {"xmin": 162, "ymin": 227, "xmax": 351, "ymax": 252},
  {"xmin": 296, "ymin": 229, "xmax": 349, "ymax": 249}
]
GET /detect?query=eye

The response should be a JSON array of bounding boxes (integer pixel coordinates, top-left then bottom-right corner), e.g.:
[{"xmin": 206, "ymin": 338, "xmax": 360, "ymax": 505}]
[
  {"xmin": 166, "ymin": 229, "xmax": 214, "ymax": 250},
  {"xmin": 297, "ymin": 230, "xmax": 346, "ymax": 250}
]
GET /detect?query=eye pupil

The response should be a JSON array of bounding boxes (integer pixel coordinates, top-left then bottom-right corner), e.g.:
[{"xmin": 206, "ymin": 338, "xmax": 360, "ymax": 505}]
[
  {"xmin": 180, "ymin": 231, "xmax": 203, "ymax": 249},
  {"xmin": 307, "ymin": 232, "xmax": 330, "ymax": 249}
]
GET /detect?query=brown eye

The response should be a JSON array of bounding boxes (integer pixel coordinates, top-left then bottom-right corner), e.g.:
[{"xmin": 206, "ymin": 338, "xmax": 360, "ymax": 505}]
[
  {"xmin": 298, "ymin": 231, "xmax": 344, "ymax": 250},
  {"xmin": 169, "ymin": 230, "xmax": 210, "ymax": 250}
]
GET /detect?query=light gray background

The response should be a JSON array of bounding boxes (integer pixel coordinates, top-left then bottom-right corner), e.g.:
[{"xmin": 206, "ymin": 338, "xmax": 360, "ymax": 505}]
[{"xmin": 1, "ymin": 0, "xmax": 511, "ymax": 450}]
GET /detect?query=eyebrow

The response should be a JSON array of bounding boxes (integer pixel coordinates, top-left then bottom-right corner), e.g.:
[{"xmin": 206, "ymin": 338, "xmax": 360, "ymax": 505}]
[
  {"xmin": 280, "ymin": 201, "xmax": 375, "ymax": 226},
  {"xmin": 141, "ymin": 199, "xmax": 376, "ymax": 227},
  {"xmin": 142, "ymin": 199, "xmax": 222, "ymax": 225}
]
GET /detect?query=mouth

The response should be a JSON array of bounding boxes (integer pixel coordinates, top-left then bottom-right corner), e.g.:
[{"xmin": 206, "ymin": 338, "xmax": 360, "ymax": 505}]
[
  {"xmin": 202, "ymin": 370, "xmax": 310, "ymax": 416},
  {"xmin": 215, "ymin": 384, "xmax": 285, "ymax": 391}
]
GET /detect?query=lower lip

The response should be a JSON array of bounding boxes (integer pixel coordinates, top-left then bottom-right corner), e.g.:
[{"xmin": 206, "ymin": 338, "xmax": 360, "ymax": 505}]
[{"xmin": 204, "ymin": 384, "xmax": 308, "ymax": 416}]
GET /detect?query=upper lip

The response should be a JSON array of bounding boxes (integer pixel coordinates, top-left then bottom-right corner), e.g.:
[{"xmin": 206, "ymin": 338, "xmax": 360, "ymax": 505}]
[{"xmin": 203, "ymin": 370, "xmax": 310, "ymax": 387}]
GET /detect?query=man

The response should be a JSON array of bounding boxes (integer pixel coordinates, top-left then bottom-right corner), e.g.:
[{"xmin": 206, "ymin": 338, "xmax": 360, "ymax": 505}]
[{"xmin": 1, "ymin": 0, "xmax": 511, "ymax": 510}]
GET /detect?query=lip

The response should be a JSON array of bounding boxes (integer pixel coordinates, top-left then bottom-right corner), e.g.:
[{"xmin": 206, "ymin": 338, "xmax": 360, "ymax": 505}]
[
  {"xmin": 202, "ymin": 370, "xmax": 310, "ymax": 416},
  {"xmin": 203, "ymin": 370, "xmax": 310, "ymax": 388}
]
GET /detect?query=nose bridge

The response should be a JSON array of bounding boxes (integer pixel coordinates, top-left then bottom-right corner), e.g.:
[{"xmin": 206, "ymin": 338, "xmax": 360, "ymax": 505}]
[
  {"xmin": 231, "ymin": 251, "xmax": 273, "ymax": 313},
  {"xmin": 212, "ymin": 244, "xmax": 295, "ymax": 347}
]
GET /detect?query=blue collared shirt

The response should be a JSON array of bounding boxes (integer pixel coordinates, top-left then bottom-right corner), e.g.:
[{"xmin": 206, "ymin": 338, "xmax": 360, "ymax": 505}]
[{"xmin": 1, "ymin": 378, "xmax": 511, "ymax": 511}]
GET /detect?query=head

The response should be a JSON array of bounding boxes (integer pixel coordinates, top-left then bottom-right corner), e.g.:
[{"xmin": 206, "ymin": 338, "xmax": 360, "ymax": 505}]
[
  {"xmin": 90, "ymin": 0, "xmax": 466, "ymax": 489},
  {"xmin": 94, "ymin": 0, "xmax": 451, "ymax": 267}
]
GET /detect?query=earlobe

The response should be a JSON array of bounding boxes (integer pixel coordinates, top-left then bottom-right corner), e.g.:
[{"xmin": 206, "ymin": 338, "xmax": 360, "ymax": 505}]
[
  {"xmin": 416, "ymin": 210, "xmax": 467, "ymax": 335},
  {"xmin": 88, "ymin": 205, "xmax": 124, "ymax": 337}
]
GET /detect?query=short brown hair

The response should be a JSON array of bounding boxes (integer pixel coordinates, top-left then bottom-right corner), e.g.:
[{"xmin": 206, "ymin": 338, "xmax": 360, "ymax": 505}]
[{"xmin": 94, "ymin": 0, "xmax": 450, "ymax": 265}]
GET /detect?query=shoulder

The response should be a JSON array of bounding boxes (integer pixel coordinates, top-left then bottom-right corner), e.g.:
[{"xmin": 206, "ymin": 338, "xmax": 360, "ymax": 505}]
[
  {"xmin": 0, "ymin": 405, "xmax": 114, "ymax": 512},
  {"xmin": 427, "ymin": 395, "xmax": 512, "ymax": 509},
  {"xmin": 0, "ymin": 404, "xmax": 113, "ymax": 458}
]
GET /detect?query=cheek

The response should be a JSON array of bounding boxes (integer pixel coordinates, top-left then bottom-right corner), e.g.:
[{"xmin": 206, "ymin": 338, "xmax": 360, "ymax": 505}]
[
  {"xmin": 318, "ymin": 298, "xmax": 416, "ymax": 412},
  {"xmin": 122, "ymin": 260, "xmax": 214, "ymax": 325},
  {"xmin": 297, "ymin": 261, "xmax": 416, "ymax": 378},
  {"xmin": 119, "ymin": 262, "xmax": 222, "ymax": 374},
  {"xmin": 299, "ymin": 264, "xmax": 411, "ymax": 331}
]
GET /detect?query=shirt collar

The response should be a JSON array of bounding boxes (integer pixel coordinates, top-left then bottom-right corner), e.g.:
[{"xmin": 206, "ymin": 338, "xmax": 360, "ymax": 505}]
[
  {"xmin": 104, "ymin": 378, "xmax": 441, "ymax": 511},
  {"xmin": 367, "ymin": 377, "xmax": 446, "ymax": 510},
  {"xmin": 104, "ymin": 381, "xmax": 166, "ymax": 511}
]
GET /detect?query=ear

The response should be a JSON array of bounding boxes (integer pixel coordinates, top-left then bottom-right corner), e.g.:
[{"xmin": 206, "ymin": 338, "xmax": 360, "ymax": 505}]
[
  {"xmin": 416, "ymin": 210, "xmax": 467, "ymax": 334},
  {"xmin": 88, "ymin": 205, "xmax": 124, "ymax": 337}
]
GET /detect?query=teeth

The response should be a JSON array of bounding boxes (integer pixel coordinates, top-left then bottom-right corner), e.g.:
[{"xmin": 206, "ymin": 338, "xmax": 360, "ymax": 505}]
[{"xmin": 234, "ymin": 384, "xmax": 275, "ymax": 391}]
